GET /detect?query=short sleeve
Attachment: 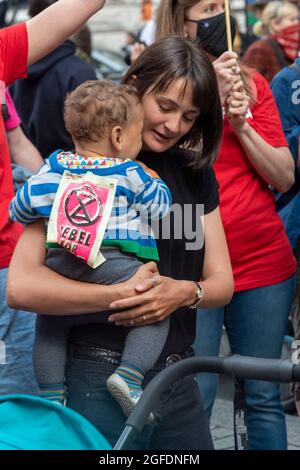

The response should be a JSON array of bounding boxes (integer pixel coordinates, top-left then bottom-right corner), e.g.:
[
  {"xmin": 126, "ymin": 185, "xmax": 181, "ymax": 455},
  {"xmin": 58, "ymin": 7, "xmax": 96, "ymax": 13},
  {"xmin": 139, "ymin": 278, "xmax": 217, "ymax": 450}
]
[
  {"xmin": 0, "ymin": 23, "xmax": 28, "ymax": 89},
  {"xmin": 5, "ymin": 88, "xmax": 21, "ymax": 130},
  {"xmin": 199, "ymin": 166, "xmax": 219, "ymax": 215},
  {"xmin": 249, "ymin": 72, "xmax": 288, "ymax": 148}
]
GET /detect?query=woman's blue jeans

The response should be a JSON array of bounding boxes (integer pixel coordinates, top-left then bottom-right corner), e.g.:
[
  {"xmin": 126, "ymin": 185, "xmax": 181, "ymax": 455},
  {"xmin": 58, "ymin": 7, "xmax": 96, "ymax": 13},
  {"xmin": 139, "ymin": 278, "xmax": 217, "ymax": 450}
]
[
  {"xmin": 0, "ymin": 268, "xmax": 39, "ymax": 395},
  {"xmin": 194, "ymin": 275, "xmax": 296, "ymax": 450},
  {"xmin": 65, "ymin": 355, "xmax": 214, "ymax": 450}
]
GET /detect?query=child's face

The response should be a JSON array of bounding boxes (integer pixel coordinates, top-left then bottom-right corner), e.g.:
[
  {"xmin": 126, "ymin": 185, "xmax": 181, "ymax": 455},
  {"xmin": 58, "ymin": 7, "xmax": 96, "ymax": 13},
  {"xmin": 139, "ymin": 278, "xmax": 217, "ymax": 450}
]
[{"xmin": 121, "ymin": 103, "xmax": 144, "ymax": 159}]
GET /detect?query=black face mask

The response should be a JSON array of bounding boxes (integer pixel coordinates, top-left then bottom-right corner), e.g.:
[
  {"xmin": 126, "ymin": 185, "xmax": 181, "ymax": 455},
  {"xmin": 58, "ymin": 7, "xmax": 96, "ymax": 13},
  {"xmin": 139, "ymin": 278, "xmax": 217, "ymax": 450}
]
[{"xmin": 185, "ymin": 12, "xmax": 236, "ymax": 58}]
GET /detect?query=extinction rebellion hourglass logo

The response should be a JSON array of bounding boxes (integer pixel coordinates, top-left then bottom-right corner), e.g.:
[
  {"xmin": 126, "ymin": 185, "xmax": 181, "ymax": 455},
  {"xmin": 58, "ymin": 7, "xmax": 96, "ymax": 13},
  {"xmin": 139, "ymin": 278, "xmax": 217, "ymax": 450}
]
[{"xmin": 64, "ymin": 185, "xmax": 102, "ymax": 227}]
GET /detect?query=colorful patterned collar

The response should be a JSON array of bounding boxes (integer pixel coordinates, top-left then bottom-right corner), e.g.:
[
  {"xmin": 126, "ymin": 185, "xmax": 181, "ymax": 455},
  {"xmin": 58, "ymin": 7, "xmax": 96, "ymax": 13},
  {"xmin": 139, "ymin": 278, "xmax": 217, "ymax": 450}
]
[{"xmin": 57, "ymin": 151, "xmax": 131, "ymax": 169}]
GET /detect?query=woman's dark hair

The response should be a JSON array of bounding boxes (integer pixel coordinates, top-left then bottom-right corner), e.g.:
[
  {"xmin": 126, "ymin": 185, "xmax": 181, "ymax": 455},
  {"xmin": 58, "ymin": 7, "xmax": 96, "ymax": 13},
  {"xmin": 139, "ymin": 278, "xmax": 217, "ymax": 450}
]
[
  {"xmin": 28, "ymin": 0, "xmax": 58, "ymax": 17},
  {"xmin": 122, "ymin": 36, "xmax": 222, "ymax": 170}
]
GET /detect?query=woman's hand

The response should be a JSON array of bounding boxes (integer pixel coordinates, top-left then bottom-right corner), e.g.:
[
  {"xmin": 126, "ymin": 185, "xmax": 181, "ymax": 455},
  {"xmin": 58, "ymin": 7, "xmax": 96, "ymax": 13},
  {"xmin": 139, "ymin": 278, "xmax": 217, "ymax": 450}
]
[
  {"xmin": 225, "ymin": 79, "xmax": 250, "ymax": 132},
  {"xmin": 116, "ymin": 261, "xmax": 159, "ymax": 300},
  {"xmin": 108, "ymin": 276, "xmax": 195, "ymax": 327},
  {"xmin": 130, "ymin": 42, "xmax": 146, "ymax": 64},
  {"xmin": 213, "ymin": 51, "xmax": 240, "ymax": 105}
]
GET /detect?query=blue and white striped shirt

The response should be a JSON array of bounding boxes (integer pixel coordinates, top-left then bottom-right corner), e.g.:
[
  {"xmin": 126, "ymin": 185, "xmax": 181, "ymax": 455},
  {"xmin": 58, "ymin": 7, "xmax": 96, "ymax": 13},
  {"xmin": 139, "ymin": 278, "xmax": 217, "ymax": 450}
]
[{"xmin": 9, "ymin": 150, "xmax": 172, "ymax": 261}]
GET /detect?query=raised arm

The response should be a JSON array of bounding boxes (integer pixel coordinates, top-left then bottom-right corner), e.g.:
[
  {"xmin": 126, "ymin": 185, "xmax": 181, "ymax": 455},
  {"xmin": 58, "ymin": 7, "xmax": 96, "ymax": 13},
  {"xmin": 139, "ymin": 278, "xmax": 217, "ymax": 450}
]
[
  {"xmin": 6, "ymin": 220, "xmax": 158, "ymax": 315},
  {"xmin": 226, "ymin": 75, "xmax": 295, "ymax": 193},
  {"xmin": 7, "ymin": 126, "xmax": 43, "ymax": 173},
  {"xmin": 26, "ymin": 0, "xmax": 106, "ymax": 66}
]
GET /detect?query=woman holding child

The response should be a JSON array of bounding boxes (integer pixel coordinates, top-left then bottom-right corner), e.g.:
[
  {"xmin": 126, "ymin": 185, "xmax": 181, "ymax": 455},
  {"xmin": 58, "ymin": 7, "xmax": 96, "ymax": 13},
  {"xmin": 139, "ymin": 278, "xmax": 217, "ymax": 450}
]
[
  {"xmin": 7, "ymin": 0, "xmax": 298, "ymax": 452},
  {"xmin": 155, "ymin": 0, "xmax": 297, "ymax": 450},
  {"xmin": 7, "ymin": 36, "xmax": 233, "ymax": 449}
]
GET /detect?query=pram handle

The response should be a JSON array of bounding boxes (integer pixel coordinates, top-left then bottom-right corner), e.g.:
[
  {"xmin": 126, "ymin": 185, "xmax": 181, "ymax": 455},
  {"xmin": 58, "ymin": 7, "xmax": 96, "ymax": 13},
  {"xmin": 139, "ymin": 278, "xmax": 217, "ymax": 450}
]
[{"xmin": 114, "ymin": 355, "xmax": 300, "ymax": 450}]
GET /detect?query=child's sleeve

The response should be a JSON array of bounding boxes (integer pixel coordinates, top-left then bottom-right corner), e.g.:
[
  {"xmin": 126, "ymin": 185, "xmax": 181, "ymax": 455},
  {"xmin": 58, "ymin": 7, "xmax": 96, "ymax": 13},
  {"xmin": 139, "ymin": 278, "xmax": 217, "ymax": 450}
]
[
  {"xmin": 133, "ymin": 165, "xmax": 172, "ymax": 221},
  {"xmin": 136, "ymin": 160, "xmax": 160, "ymax": 179},
  {"xmin": 9, "ymin": 162, "xmax": 60, "ymax": 224}
]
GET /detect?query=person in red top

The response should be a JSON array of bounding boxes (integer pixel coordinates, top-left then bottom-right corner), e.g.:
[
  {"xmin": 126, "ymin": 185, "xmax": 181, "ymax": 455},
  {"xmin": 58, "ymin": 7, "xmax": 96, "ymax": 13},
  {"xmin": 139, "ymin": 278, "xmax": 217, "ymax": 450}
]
[
  {"xmin": 0, "ymin": 0, "xmax": 108, "ymax": 394},
  {"xmin": 216, "ymin": 72, "xmax": 296, "ymax": 291},
  {"xmin": 1, "ymin": 87, "xmax": 43, "ymax": 394},
  {"xmin": 155, "ymin": 0, "xmax": 296, "ymax": 450},
  {"xmin": 5, "ymin": 88, "xmax": 43, "ymax": 177}
]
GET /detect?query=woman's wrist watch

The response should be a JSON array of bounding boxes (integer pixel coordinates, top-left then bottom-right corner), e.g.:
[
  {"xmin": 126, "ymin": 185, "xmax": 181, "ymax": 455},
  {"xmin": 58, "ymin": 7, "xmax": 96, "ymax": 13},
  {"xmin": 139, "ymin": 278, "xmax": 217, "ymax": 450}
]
[{"xmin": 188, "ymin": 281, "xmax": 204, "ymax": 309}]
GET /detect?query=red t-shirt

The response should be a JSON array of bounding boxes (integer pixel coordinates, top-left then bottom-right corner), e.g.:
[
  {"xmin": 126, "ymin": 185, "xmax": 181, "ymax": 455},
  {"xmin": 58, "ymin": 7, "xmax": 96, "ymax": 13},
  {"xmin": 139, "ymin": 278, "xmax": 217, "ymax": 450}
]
[
  {"xmin": 214, "ymin": 72, "xmax": 296, "ymax": 292},
  {"xmin": 0, "ymin": 23, "xmax": 28, "ymax": 269}
]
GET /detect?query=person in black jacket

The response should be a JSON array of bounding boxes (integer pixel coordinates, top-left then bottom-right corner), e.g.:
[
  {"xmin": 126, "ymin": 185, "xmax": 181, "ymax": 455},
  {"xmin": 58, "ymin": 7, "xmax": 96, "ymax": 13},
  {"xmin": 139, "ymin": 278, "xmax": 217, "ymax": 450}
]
[{"xmin": 10, "ymin": 0, "xmax": 97, "ymax": 159}]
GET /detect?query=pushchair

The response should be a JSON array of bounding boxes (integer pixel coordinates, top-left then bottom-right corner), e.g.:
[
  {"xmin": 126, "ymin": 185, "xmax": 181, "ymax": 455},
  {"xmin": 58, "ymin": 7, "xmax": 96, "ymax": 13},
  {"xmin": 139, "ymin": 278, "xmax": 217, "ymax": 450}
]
[
  {"xmin": 114, "ymin": 354, "xmax": 300, "ymax": 450},
  {"xmin": 0, "ymin": 354, "xmax": 299, "ymax": 450},
  {"xmin": 0, "ymin": 393, "xmax": 111, "ymax": 450}
]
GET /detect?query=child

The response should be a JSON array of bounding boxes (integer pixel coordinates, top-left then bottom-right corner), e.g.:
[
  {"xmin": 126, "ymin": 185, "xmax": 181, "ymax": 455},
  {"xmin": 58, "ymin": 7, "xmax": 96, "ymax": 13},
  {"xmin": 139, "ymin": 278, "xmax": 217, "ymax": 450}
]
[{"xmin": 10, "ymin": 80, "xmax": 171, "ymax": 418}]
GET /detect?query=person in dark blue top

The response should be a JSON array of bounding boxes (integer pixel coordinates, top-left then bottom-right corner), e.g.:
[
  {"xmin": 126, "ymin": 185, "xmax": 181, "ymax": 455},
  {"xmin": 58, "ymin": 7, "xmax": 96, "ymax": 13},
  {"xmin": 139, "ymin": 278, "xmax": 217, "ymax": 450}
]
[
  {"xmin": 271, "ymin": 57, "xmax": 300, "ymax": 415},
  {"xmin": 10, "ymin": 0, "xmax": 97, "ymax": 159}
]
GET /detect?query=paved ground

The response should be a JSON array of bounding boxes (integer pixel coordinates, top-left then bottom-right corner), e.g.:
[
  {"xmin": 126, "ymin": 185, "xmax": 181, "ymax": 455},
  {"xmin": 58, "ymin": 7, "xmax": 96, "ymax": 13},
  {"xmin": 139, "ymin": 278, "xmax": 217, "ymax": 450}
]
[{"xmin": 211, "ymin": 398, "xmax": 300, "ymax": 450}]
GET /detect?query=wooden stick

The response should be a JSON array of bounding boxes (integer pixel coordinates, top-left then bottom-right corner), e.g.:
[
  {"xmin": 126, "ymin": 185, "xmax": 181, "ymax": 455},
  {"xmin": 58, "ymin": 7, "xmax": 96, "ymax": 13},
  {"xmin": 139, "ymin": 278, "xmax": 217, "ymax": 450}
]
[{"xmin": 224, "ymin": 0, "xmax": 233, "ymax": 52}]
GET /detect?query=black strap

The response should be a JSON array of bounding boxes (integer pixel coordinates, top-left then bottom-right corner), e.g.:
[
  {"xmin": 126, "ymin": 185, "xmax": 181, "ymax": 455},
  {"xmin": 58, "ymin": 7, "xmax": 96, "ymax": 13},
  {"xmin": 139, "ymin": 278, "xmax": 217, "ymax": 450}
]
[
  {"xmin": 233, "ymin": 377, "xmax": 249, "ymax": 450},
  {"xmin": 266, "ymin": 39, "xmax": 290, "ymax": 69}
]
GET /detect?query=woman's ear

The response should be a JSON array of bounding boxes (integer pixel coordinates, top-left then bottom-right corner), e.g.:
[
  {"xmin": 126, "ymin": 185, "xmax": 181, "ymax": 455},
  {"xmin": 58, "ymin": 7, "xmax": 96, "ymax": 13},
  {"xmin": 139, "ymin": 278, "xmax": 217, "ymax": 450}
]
[
  {"xmin": 270, "ymin": 19, "xmax": 280, "ymax": 34},
  {"xmin": 111, "ymin": 126, "xmax": 123, "ymax": 152}
]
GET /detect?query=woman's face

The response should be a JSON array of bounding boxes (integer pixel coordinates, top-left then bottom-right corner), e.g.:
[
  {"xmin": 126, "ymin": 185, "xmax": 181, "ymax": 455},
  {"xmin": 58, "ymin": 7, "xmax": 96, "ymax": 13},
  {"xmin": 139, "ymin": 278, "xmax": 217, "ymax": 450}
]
[
  {"xmin": 184, "ymin": 0, "xmax": 225, "ymax": 38},
  {"xmin": 275, "ymin": 11, "xmax": 299, "ymax": 33},
  {"xmin": 141, "ymin": 78, "xmax": 199, "ymax": 153}
]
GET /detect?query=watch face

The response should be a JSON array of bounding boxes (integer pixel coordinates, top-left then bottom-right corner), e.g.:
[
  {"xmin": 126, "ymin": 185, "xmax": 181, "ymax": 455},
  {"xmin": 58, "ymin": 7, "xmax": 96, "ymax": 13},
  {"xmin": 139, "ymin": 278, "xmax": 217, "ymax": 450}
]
[
  {"xmin": 196, "ymin": 283, "xmax": 204, "ymax": 300},
  {"xmin": 189, "ymin": 282, "xmax": 204, "ymax": 309}
]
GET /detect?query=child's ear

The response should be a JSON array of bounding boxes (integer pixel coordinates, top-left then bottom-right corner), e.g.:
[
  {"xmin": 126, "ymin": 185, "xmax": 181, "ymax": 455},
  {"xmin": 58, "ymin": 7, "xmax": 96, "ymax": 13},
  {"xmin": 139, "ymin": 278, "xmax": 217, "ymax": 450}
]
[{"xmin": 111, "ymin": 126, "xmax": 123, "ymax": 152}]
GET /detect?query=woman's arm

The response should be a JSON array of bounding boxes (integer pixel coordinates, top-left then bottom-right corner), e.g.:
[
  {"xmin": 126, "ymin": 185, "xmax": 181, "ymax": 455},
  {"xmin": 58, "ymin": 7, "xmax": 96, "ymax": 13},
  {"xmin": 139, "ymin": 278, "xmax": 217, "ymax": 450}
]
[
  {"xmin": 197, "ymin": 206, "xmax": 234, "ymax": 308},
  {"xmin": 107, "ymin": 207, "xmax": 234, "ymax": 327},
  {"xmin": 26, "ymin": 0, "xmax": 106, "ymax": 66},
  {"xmin": 226, "ymin": 79, "xmax": 295, "ymax": 193},
  {"xmin": 7, "ymin": 126, "xmax": 43, "ymax": 173},
  {"xmin": 6, "ymin": 220, "xmax": 158, "ymax": 315}
]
